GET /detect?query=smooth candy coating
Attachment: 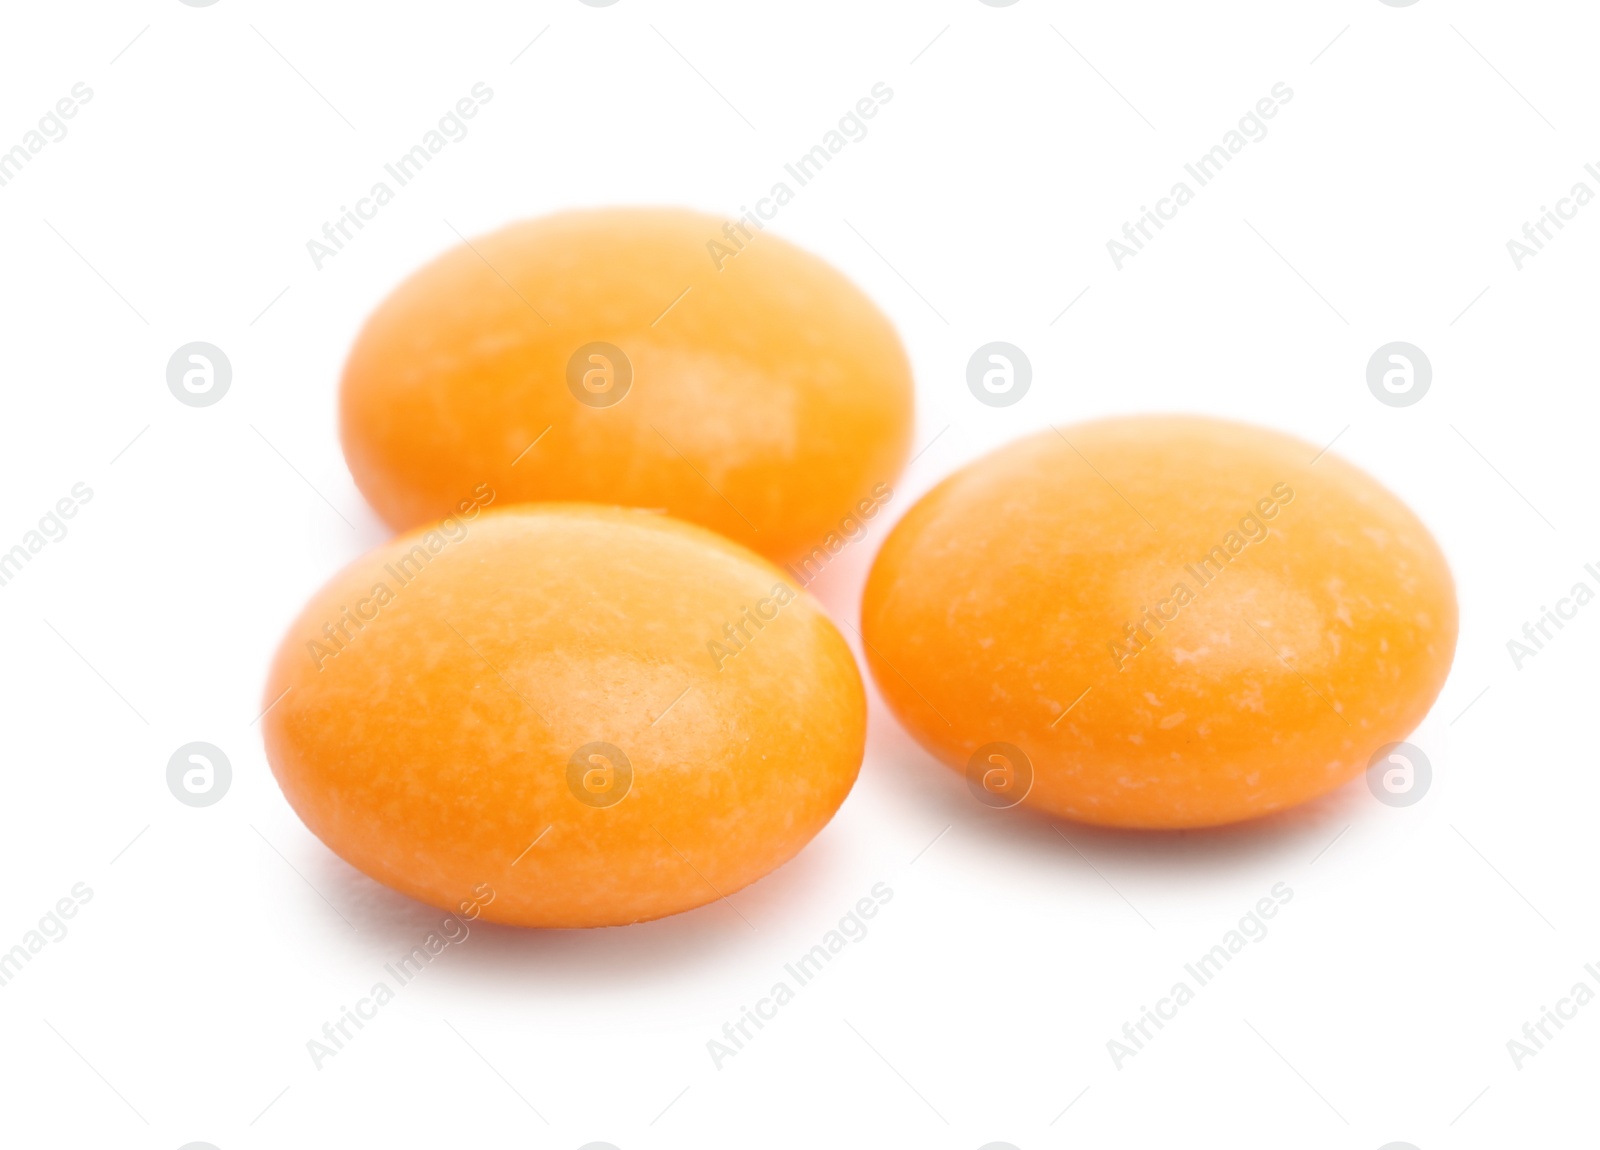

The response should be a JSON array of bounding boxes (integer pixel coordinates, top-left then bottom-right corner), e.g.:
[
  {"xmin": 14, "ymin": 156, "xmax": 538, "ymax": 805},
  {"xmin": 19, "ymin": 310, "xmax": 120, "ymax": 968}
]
[
  {"xmin": 262, "ymin": 505, "xmax": 865, "ymax": 927},
  {"xmin": 339, "ymin": 207, "xmax": 914, "ymax": 564},
  {"xmin": 861, "ymin": 416, "xmax": 1457, "ymax": 829}
]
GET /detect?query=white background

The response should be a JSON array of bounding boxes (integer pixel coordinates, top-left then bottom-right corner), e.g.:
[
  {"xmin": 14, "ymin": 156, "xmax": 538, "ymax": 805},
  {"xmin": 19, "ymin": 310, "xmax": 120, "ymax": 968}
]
[{"xmin": 0, "ymin": 2, "xmax": 1595, "ymax": 1147}]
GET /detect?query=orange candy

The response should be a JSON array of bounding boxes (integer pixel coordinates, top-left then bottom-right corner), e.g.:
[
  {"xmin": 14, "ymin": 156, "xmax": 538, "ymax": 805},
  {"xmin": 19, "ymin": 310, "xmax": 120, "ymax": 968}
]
[
  {"xmin": 861, "ymin": 416, "xmax": 1458, "ymax": 829},
  {"xmin": 262, "ymin": 505, "xmax": 865, "ymax": 927},
  {"xmin": 339, "ymin": 207, "xmax": 914, "ymax": 564}
]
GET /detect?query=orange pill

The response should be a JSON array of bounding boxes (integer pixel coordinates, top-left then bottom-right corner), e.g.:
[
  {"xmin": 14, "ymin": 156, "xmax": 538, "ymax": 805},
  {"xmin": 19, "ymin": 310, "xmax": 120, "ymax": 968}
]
[
  {"xmin": 261, "ymin": 505, "xmax": 865, "ymax": 927},
  {"xmin": 861, "ymin": 416, "xmax": 1457, "ymax": 829},
  {"xmin": 339, "ymin": 207, "xmax": 914, "ymax": 564}
]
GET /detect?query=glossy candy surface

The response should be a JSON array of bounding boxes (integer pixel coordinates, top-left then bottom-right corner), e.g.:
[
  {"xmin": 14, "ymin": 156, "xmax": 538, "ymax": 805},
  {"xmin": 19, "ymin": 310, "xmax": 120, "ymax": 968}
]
[
  {"xmin": 263, "ymin": 505, "xmax": 866, "ymax": 927},
  {"xmin": 339, "ymin": 207, "xmax": 914, "ymax": 564},
  {"xmin": 861, "ymin": 416, "xmax": 1457, "ymax": 828}
]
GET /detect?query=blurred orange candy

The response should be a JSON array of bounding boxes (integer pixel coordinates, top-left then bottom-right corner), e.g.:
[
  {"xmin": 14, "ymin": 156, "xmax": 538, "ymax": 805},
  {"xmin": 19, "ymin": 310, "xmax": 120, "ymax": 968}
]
[
  {"xmin": 262, "ymin": 505, "xmax": 865, "ymax": 927},
  {"xmin": 339, "ymin": 207, "xmax": 914, "ymax": 564},
  {"xmin": 861, "ymin": 416, "xmax": 1458, "ymax": 829}
]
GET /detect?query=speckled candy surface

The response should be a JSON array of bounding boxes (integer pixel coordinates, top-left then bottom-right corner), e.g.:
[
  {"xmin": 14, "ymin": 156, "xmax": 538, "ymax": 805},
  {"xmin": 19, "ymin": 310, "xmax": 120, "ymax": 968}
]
[
  {"xmin": 861, "ymin": 416, "xmax": 1457, "ymax": 828},
  {"xmin": 262, "ymin": 505, "xmax": 866, "ymax": 927},
  {"xmin": 338, "ymin": 207, "xmax": 914, "ymax": 565}
]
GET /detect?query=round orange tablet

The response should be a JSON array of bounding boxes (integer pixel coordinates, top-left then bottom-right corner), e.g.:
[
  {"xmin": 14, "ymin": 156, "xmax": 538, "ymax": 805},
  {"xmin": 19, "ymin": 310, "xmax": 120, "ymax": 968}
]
[
  {"xmin": 861, "ymin": 416, "xmax": 1457, "ymax": 829},
  {"xmin": 261, "ymin": 504, "xmax": 865, "ymax": 927},
  {"xmin": 339, "ymin": 207, "xmax": 914, "ymax": 565}
]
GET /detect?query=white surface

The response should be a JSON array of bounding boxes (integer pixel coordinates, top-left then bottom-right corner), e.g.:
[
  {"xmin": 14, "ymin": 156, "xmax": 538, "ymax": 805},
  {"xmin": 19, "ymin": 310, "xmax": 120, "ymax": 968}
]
[{"xmin": 0, "ymin": 2, "xmax": 1594, "ymax": 1148}]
